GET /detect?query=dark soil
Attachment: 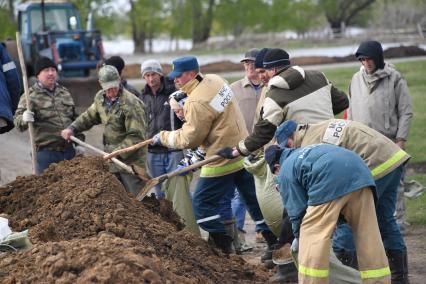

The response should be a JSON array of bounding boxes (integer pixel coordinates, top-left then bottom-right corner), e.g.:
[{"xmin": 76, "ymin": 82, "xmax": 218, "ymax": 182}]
[
  {"xmin": 0, "ymin": 157, "xmax": 270, "ymax": 283},
  {"xmin": 122, "ymin": 45, "xmax": 426, "ymax": 78}
]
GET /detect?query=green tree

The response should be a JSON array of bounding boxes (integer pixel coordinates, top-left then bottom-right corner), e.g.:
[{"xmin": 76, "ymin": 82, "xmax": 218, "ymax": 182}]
[
  {"xmin": 0, "ymin": 0, "xmax": 17, "ymax": 39},
  {"xmin": 214, "ymin": 0, "xmax": 268, "ymax": 37}
]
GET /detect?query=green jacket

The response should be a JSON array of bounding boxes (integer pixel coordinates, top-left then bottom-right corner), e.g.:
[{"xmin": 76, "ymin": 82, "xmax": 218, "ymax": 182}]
[
  {"xmin": 14, "ymin": 82, "xmax": 78, "ymax": 151},
  {"xmin": 71, "ymin": 87, "xmax": 147, "ymax": 170}
]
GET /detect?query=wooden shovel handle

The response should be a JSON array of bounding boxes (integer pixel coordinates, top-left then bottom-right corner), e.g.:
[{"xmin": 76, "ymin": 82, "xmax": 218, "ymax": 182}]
[
  {"xmin": 136, "ymin": 154, "xmax": 223, "ymax": 201},
  {"xmin": 103, "ymin": 139, "xmax": 153, "ymax": 160},
  {"xmin": 70, "ymin": 136, "xmax": 134, "ymax": 175}
]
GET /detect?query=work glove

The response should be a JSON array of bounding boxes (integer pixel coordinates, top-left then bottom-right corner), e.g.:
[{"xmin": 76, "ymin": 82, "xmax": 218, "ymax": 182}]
[
  {"xmin": 22, "ymin": 110, "xmax": 34, "ymax": 123},
  {"xmin": 151, "ymin": 133, "xmax": 162, "ymax": 146},
  {"xmin": 291, "ymin": 238, "xmax": 299, "ymax": 252},
  {"xmin": 216, "ymin": 147, "xmax": 236, "ymax": 159},
  {"xmin": 176, "ymin": 148, "xmax": 206, "ymax": 176}
]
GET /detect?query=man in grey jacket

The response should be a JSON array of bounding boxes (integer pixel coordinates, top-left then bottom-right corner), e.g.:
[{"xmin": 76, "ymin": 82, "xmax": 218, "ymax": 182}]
[{"xmin": 347, "ymin": 40, "xmax": 413, "ymax": 284}]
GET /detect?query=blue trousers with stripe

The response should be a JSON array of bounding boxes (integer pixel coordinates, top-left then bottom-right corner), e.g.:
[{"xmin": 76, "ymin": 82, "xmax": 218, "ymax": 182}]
[
  {"xmin": 193, "ymin": 168, "xmax": 269, "ymax": 233},
  {"xmin": 333, "ymin": 165, "xmax": 406, "ymax": 252}
]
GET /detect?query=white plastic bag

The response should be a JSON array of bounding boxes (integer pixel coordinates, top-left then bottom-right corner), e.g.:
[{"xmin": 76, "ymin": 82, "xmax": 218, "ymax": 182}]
[{"xmin": 0, "ymin": 217, "xmax": 12, "ymax": 240}]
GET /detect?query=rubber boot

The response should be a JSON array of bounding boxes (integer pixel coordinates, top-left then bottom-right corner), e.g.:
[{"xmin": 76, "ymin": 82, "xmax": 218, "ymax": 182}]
[
  {"xmin": 387, "ymin": 249, "xmax": 410, "ymax": 284},
  {"xmin": 269, "ymin": 262, "xmax": 299, "ymax": 283},
  {"xmin": 224, "ymin": 220, "xmax": 240, "ymax": 254},
  {"xmin": 209, "ymin": 232, "xmax": 233, "ymax": 255},
  {"xmin": 261, "ymin": 230, "xmax": 278, "ymax": 268},
  {"xmin": 335, "ymin": 250, "xmax": 359, "ymax": 270}
]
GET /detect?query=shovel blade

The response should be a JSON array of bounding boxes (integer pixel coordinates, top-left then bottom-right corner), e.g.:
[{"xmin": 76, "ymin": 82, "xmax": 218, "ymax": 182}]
[{"xmin": 136, "ymin": 178, "xmax": 160, "ymax": 201}]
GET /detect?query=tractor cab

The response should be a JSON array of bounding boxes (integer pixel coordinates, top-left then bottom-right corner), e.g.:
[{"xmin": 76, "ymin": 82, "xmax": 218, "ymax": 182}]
[{"xmin": 17, "ymin": 0, "xmax": 104, "ymax": 77}]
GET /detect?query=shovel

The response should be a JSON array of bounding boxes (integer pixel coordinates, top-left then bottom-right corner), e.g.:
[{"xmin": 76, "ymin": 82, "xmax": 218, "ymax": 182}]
[
  {"xmin": 136, "ymin": 154, "xmax": 223, "ymax": 201},
  {"xmin": 272, "ymin": 243, "xmax": 294, "ymax": 265},
  {"xmin": 70, "ymin": 136, "xmax": 149, "ymax": 181},
  {"xmin": 103, "ymin": 138, "xmax": 153, "ymax": 161}
]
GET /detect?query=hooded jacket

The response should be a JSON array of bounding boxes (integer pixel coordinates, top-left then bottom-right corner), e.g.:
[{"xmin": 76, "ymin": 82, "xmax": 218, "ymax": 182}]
[
  {"xmin": 159, "ymin": 74, "xmax": 248, "ymax": 177},
  {"xmin": 348, "ymin": 62, "xmax": 412, "ymax": 141},
  {"xmin": 1, "ymin": 43, "xmax": 22, "ymax": 133},
  {"xmin": 277, "ymin": 144, "xmax": 376, "ymax": 238},
  {"xmin": 355, "ymin": 40, "xmax": 385, "ymax": 69},
  {"xmin": 292, "ymin": 119, "xmax": 411, "ymax": 180},
  {"xmin": 237, "ymin": 66, "xmax": 348, "ymax": 155}
]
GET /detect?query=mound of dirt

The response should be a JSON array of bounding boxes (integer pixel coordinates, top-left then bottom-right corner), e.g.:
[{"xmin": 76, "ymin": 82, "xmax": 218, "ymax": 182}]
[{"xmin": 0, "ymin": 157, "xmax": 269, "ymax": 283}]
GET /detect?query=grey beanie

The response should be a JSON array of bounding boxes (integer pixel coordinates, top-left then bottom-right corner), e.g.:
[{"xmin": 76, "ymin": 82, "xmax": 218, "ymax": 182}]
[{"xmin": 141, "ymin": 59, "xmax": 163, "ymax": 77}]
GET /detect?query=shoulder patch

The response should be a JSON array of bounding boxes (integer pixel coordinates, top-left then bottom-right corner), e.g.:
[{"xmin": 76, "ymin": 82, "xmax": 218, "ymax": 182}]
[
  {"xmin": 268, "ymin": 75, "xmax": 289, "ymax": 89},
  {"xmin": 209, "ymin": 84, "xmax": 234, "ymax": 112},
  {"xmin": 322, "ymin": 120, "xmax": 351, "ymax": 145}
]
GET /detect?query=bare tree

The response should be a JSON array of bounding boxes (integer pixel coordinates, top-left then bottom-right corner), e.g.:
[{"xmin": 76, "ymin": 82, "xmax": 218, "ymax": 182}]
[
  {"xmin": 191, "ymin": 0, "xmax": 215, "ymax": 45},
  {"xmin": 319, "ymin": 0, "xmax": 376, "ymax": 36}
]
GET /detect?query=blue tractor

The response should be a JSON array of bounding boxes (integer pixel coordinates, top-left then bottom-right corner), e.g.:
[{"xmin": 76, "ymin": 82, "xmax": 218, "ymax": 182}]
[{"xmin": 16, "ymin": 0, "xmax": 104, "ymax": 77}]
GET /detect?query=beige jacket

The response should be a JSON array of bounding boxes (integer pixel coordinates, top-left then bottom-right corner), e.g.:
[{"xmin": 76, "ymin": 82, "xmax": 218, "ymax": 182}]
[
  {"xmin": 293, "ymin": 119, "xmax": 411, "ymax": 180},
  {"xmin": 230, "ymin": 76, "xmax": 262, "ymax": 134},
  {"xmin": 159, "ymin": 74, "xmax": 248, "ymax": 177}
]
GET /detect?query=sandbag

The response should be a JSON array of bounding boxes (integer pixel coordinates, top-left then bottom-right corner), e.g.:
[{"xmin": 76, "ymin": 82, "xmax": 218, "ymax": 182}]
[{"xmin": 244, "ymin": 154, "xmax": 283, "ymax": 236}]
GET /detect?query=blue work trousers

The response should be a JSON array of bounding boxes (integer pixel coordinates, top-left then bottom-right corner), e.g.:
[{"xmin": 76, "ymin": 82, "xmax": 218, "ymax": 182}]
[
  {"xmin": 36, "ymin": 147, "xmax": 75, "ymax": 175},
  {"xmin": 231, "ymin": 189, "xmax": 247, "ymax": 230},
  {"xmin": 147, "ymin": 151, "xmax": 184, "ymax": 199},
  {"xmin": 333, "ymin": 165, "xmax": 406, "ymax": 252},
  {"xmin": 193, "ymin": 168, "xmax": 269, "ymax": 234}
]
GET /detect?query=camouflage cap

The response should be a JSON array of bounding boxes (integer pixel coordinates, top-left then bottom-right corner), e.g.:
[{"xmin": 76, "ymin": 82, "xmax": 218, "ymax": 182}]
[{"xmin": 98, "ymin": 65, "xmax": 120, "ymax": 90}]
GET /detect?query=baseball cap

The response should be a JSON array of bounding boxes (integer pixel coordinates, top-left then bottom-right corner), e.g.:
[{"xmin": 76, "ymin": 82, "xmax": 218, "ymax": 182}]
[
  {"xmin": 98, "ymin": 65, "xmax": 120, "ymax": 90},
  {"xmin": 241, "ymin": 48, "xmax": 260, "ymax": 62}
]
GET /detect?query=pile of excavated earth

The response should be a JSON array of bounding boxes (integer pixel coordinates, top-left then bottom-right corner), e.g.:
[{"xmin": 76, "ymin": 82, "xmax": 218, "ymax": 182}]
[{"xmin": 0, "ymin": 157, "xmax": 270, "ymax": 283}]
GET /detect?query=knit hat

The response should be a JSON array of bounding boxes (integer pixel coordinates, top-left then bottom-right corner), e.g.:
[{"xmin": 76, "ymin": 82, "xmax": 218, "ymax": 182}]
[
  {"xmin": 276, "ymin": 120, "xmax": 297, "ymax": 147},
  {"xmin": 98, "ymin": 65, "xmax": 120, "ymax": 90},
  {"xmin": 241, "ymin": 48, "xmax": 260, "ymax": 62},
  {"xmin": 263, "ymin": 48, "xmax": 291, "ymax": 69},
  {"xmin": 264, "ymin": 145, "xmax": 284, "ymax": 173},
  {"xmin": 35, "ymin": 56, "xmax": 57, "ymax": 76},
  {"xmin": 169, "ymin": 90, "xmax": 188, "ymax": 110},
  {"xmin": 355, "ymin": 40, "xmax": 385, "ymax": 69},
  {"xmin": 104, "ymin": 56, "xmax": 125, "ymax": 75},
  {"xmin": 141, "ymin": 59, "xmax": 163, "ymax": 77},
  {"xmin": 254, "ymin": 48, "xmax": 270, "ymax": 69}
]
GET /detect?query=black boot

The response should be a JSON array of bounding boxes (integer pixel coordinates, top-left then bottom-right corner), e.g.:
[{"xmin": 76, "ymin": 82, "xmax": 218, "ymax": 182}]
[
  {"xmin": 261, "ymin": 230, "xmax": 278, "ymax": 268},
  {"xmin": 387, "ymin": 249, "xmax": 410, "ymax": 284},
  {"xmin": 335, "ymin": 250, "xmax": 359, "ymax": 270},
  {"xmin": 209, "ymin": 232, "xmax": 233, "ymax": 255},
  {"xmin": 269, "ymin": 262, "xmax": 298, "ymax": 283}
]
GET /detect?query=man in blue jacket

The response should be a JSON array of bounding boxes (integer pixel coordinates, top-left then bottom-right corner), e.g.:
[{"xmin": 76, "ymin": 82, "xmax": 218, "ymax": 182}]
[
  {"xmin": 265, "ymin": 144, "xmax": 390, "ymax": 284},
  {"xmin": 0, "ymin": 42, "xmax": 22, "ymax": 134}
]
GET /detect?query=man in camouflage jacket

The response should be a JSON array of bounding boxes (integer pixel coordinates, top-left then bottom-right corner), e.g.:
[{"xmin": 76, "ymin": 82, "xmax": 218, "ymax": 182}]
[
  {"xmin": 14, "ymin": 57, "xmax": 78, "ymax": 174},
  {"xmin": 61, "ymin": 65, "xmax": 147, "ymax": 196}
]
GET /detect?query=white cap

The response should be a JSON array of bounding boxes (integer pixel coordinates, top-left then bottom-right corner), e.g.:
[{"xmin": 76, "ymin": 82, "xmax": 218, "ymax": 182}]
[{"xmin": 141, "ymin": 59, "xmax": 163, "ymax": 77}]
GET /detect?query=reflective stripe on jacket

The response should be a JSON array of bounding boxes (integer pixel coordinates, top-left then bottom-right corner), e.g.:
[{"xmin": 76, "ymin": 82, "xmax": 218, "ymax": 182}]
[{"xmin": 293, "ymin": 119, "xmax": 411, "ymax": 180}]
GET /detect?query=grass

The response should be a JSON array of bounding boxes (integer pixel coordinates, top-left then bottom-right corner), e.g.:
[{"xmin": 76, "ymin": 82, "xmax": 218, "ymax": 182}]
[{"xmin": 406, "ymin": 175, "xmax": 426, "ymax": 226}]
